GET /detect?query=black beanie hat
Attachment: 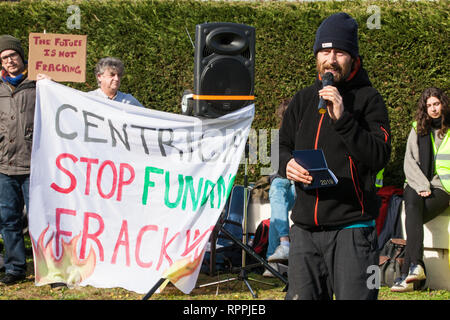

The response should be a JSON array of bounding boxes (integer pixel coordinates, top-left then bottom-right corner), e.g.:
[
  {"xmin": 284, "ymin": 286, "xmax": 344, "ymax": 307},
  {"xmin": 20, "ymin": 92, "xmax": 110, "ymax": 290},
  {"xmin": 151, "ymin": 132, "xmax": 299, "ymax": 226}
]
[
  {"xmin": 313, "ymin": 12, "xmax": 359, "ymax": 58},
  {"xmin": 0, "ymin": 35, "xmax": 25, "ymax": 62}
]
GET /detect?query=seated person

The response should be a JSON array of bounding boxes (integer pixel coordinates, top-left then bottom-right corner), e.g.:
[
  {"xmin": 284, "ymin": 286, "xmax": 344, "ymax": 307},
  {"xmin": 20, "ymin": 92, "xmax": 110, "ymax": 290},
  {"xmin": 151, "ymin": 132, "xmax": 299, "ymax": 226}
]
[
  {"xmin": 391, "ymin": 87, "xmax": 450, "ymax": 292},
  {"xmin": 263, "ymin": 99, "xmax": 297, "ymax": 277}
]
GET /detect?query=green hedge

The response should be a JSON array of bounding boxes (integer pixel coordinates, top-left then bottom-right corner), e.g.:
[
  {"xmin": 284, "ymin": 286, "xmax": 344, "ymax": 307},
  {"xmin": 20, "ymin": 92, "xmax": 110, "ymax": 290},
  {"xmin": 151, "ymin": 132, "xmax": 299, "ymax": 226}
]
[{"xmin": 1, "ymin": 0, "xmax": 448, "ymax": 186}]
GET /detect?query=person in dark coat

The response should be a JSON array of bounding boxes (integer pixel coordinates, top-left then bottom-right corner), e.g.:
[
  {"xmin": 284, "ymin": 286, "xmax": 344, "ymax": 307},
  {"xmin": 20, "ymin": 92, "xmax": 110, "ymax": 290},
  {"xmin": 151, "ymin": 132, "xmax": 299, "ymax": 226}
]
[
  {"xmin": 279, "ymin": 13, "xmax": 391, "ymax": 300},
  {"xmin": 0, "ymin": 35, "xmax": 35, "ymax": 285}
]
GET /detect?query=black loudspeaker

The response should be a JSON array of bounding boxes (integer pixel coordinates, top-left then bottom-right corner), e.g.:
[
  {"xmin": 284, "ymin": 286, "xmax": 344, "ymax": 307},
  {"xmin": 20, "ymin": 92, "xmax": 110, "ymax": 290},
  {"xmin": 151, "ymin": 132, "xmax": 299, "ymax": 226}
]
[{"xmin": 193, "ymin": 22, "xmax": 255, "ymax": 118}]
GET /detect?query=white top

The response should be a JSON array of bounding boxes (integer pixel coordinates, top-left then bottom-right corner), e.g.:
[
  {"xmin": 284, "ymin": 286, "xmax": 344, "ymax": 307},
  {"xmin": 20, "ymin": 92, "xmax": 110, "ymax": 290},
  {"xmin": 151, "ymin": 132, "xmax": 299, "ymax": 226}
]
[{"xmin": 89, "ymin": 88, "xmax": 144, "ymax": 108}]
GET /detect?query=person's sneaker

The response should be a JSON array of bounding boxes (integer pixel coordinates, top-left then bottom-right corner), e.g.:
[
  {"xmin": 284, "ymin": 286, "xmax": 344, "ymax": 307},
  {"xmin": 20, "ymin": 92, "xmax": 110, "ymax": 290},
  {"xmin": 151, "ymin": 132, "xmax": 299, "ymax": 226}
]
[
  {"xmin": 267, "ymin": 245, "xmax": 289, "ymax": 263},
  {"xmin": 50, "ymin": 282, "xmax": 67, "ymax": 290},
  {"xmin": 262, "ymin": 262, "xmax": 278, "ymax": 277},
  {"xmin": 390, "ymin": 275, "xmax": 413, "ymax": 293},
  {"xmin": 0, "ymin": 273, "xmax": 26, "ymax": 286},
  {"xmin": 405, "ymin": 264, "xmax": 426, "ymax": 283}
]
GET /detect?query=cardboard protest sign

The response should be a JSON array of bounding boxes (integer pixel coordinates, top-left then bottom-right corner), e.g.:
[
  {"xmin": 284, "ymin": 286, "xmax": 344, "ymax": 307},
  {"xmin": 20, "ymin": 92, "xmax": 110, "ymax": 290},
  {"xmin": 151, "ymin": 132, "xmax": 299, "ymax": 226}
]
[
  {"xmin": 29, "ymin": 80, "xmax": 254, "ymax": 294},
  {"xmin": 28, "ymin": 33, "xmax": 87, "ymax": 82}
]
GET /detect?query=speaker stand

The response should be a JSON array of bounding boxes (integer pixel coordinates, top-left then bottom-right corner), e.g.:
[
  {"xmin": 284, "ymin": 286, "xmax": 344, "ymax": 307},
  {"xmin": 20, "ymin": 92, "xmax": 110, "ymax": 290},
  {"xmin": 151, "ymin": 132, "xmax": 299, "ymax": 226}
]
[
  {"xmin": 197, "ymin": 143, "xmax": 287, "ymax": 298},
  {"xmin": 196, "ymin": 223, "xmax": 286, "ymax": 298}
]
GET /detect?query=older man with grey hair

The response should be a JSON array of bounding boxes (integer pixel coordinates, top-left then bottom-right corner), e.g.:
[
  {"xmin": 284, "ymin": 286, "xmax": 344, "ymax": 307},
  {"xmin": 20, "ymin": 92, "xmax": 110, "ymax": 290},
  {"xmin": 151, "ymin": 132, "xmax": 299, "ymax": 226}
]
[{"xmin": 89, "ymin": 57, "xmax": 143, "ymax": 107}]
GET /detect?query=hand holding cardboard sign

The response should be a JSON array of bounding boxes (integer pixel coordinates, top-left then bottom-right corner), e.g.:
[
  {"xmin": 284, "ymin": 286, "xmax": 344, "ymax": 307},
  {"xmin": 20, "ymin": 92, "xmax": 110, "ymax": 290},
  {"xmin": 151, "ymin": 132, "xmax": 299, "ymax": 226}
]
[{"xmin": 36, "ymin": 73, "xmax": 52, "ymax": 81}]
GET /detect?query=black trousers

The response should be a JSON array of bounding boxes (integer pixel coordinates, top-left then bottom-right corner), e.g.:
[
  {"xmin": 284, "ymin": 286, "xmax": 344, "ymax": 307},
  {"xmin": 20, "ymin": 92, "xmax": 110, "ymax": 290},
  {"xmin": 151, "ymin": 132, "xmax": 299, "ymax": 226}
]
[
  {"xmin": 402, "ymin": 184, "xmax": 449, "ymax": 274},
  {"xmin": 286, "ymin": 224, "xmax": 379, "ymax": 300}
]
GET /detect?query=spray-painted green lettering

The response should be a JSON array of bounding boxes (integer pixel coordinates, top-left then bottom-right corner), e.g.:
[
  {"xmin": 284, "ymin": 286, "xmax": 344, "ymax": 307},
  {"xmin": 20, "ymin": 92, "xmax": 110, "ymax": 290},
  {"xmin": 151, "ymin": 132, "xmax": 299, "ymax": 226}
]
[
  {"xmin": 142, "ymin": 166, "xmax": 235, "ymax": 212},
  {"xmin": 200, "ymin": 180, "xmax": 216, "ymax": 208},
  {"xmin": 142, "ymin": 166, "xmax": 164, "ymax": 205},
  {"xmin": 164, "ymin": 171, "xmax": 184, "ymax": 208},
  {"xmin": 182, "ymin": 176, "xmax": 204, "ymax": 211}
]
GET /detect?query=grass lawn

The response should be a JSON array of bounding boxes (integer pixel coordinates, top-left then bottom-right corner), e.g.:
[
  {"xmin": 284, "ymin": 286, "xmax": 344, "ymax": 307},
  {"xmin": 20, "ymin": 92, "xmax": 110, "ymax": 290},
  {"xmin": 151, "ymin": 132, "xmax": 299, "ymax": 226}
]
[
  {"xmin": 1, "ymin": 235, "xmax": 449, "ymax": 301},
  {"xmin": 1, "ymin": 270, "xmax": 449, "ymax": 301}
]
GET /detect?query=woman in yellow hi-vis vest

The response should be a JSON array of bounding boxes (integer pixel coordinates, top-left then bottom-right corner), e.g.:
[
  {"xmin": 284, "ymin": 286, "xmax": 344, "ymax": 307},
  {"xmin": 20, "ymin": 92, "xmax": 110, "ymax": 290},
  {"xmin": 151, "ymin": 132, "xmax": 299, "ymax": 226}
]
[{"xmin": 391, "ymin": 87, "xmax": 450, "ymax": 292}]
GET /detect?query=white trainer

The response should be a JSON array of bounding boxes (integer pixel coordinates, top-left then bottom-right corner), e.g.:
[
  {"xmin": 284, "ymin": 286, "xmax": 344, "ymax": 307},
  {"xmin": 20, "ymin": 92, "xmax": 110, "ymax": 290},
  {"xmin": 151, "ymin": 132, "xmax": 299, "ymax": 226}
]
[
  {"xmin": 267, "ymin": 244, "xmax": 289, "ymax": 263},
  {"xmin": 262, "ymin": 262, "xmax": 278, "ymax": 277},
  {"xmin": 405, "ymin": 264, "xmax": 426, "ymax": 283},
  {"xmin": 391, "ymin": 276, "xmax": 413, "ymax": 293}
]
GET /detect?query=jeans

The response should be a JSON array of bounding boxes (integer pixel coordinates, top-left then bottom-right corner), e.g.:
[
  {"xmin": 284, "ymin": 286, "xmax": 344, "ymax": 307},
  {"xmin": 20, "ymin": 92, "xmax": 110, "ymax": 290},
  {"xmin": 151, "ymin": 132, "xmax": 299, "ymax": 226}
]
[
  {"xmin": 267, "ymin": 177, "xmax": 296, "ymax": 258},
  {"xmin": 0, "ymin": 173, "xmax": 29, "ymax": 276}
]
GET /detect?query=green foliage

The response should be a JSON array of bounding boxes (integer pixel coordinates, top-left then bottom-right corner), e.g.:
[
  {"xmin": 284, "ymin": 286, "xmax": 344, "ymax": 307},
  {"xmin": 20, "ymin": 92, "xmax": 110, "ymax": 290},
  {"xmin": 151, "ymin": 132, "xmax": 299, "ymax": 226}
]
[{"xmin": 0, "ymin": 0, "xmax": 448, "ymax": 186}]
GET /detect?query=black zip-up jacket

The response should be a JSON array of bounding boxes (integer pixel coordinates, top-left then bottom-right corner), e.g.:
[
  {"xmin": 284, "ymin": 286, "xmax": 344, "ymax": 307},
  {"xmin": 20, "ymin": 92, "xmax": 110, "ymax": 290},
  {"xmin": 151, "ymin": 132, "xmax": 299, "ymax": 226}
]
[{"xmin": 279, "ymin": 62, "xmax": 391, "ymax": 230}]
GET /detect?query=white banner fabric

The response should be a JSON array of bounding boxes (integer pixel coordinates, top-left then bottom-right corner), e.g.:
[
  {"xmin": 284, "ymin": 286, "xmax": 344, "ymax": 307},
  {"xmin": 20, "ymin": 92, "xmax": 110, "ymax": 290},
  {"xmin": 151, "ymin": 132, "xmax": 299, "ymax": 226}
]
[{"xmin": 28, "ymin": 79, "xmax": 254, "ymax": 294}]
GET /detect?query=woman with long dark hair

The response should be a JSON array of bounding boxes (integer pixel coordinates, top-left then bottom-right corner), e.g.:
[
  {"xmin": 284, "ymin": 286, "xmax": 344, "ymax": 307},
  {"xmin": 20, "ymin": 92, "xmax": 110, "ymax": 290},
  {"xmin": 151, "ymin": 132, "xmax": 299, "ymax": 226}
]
[{"xmin": 391, "ymin": 87, "xmax": 450, "ymax": 292}]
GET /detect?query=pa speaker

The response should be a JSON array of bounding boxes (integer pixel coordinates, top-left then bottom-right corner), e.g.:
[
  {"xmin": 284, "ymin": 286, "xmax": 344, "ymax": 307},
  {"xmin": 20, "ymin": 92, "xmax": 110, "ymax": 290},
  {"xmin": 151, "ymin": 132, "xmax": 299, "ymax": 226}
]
[{"xmin": 193, "ymin": 22, "xmax": 255, "ymax": 118}]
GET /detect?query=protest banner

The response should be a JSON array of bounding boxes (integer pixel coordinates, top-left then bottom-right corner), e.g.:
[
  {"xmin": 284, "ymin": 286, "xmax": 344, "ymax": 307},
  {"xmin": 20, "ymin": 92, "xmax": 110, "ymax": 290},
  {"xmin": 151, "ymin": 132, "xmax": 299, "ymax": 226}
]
[
  {"xmin": 28, "ymin": 33, "xmax": 87, "ymax": 82},
  {"xmin": 29, "ymin": 80, "xmax": 254, "ymax": 294}
]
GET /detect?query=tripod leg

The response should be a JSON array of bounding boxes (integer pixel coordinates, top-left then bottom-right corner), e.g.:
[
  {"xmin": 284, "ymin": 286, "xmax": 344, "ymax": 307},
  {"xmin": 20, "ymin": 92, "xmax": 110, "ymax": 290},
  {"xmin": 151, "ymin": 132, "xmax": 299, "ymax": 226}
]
[
  {"xmin": 196, "ymin": 276, "xmax": 237, "ymax": 288},
  {"xmin": 247, "ymin": 276, "xmax": 278, "ymax": 287},
  {"xmin": 220, "ymin": 226, "xmax": 288, "ymax": 284},
  {"xmin": 142, "ymin": 278, "xmax": 166, "ymax": 300},
  {"xmin": 243, "ymin": 278, "xmax": 258, "ymax": 298}
]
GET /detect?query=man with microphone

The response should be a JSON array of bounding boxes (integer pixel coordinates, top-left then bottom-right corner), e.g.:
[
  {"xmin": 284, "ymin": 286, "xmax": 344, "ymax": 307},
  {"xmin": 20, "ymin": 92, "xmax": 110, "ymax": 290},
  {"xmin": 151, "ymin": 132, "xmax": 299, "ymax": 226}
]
[{"xmin": 279, "ymin": 12, "xmax": 391, "ymax": 300}]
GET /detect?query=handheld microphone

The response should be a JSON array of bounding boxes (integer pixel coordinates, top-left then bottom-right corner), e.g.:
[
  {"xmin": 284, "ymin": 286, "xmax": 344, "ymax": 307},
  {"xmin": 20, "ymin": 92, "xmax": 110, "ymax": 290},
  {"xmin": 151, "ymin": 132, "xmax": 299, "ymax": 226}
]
[{"xmin": 318, "ymin": 72, "xmax": 334, "ymax": 114}]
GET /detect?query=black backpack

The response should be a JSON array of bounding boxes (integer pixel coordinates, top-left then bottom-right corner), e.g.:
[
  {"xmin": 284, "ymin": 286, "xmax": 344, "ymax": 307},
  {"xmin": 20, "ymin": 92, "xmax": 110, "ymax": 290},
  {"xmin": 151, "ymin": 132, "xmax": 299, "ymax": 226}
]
[
  {"xmin": 379, "ymin": 238, "xmax": 406, "ymax": 287},
  {"xmin": 251, "ymin": 218, "xmax": 270, "ymax": 258},
  {"xmin": 379, "ymin": 238, "xmax": 426, "ymax": 289},
  {"xmin": 377, "ymin": 194, "xmax": 404, "ymax": 250}
]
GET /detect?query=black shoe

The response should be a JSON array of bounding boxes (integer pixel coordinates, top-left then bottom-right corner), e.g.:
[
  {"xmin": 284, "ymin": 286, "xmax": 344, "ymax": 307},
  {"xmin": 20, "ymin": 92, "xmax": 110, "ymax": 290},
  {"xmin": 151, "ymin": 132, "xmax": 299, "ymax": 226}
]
[
  {"xmin": 50, "ymin": 282, "xmax": 67, "ymax": 289},
  {"xmin": 0, "ymin": 273, "xmax": 26, "ymax": 286}
]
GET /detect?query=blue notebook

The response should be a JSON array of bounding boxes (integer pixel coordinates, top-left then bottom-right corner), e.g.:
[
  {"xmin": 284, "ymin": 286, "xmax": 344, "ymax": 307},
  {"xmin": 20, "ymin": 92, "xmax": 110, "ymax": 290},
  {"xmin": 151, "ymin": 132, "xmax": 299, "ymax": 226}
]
[{"xmin": 293, "ymin": 149, "xmax": 338, "ymax": 190}]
